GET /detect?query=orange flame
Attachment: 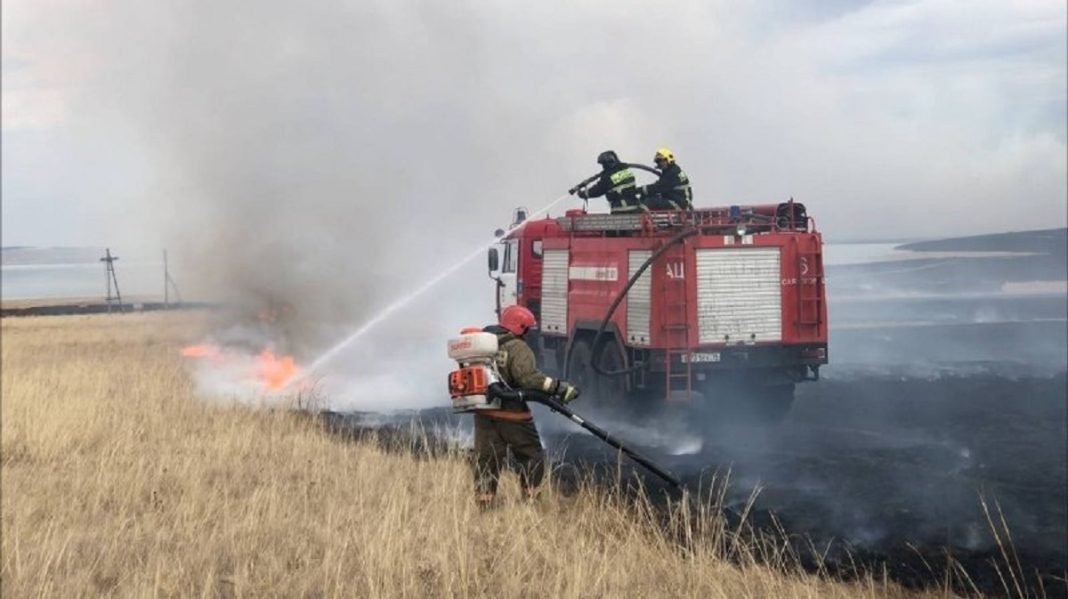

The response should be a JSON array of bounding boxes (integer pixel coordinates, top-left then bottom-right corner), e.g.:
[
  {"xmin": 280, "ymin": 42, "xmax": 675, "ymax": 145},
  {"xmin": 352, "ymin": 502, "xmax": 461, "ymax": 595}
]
[
  {"xmin": 181, "ymin": 343, "xmax": 221, "ymax": 358},
  {"xmin": 182, "ymin": 343, "xmax": 301, "ymax": 392},
  {"xmin": 257, "ymin": 348, "xmax": 299, "ymax": 391}
]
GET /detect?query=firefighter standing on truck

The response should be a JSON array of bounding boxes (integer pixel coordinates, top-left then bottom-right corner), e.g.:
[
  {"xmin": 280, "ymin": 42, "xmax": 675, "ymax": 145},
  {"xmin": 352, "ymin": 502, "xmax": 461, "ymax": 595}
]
[
  {"xmin": 638, "ymin": 147, "xmax": 693, "ymax": 210},
  {"xmin": 475, "ymin": 304, "xmax": 580, "ymax": 508},
  {"xmin": 577, "ymin": 150, "xmax": 640, "ymax": 213}
]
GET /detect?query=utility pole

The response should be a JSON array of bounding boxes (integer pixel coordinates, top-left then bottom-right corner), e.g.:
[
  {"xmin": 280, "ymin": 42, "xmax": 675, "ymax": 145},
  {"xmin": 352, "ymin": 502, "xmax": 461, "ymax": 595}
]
[
  {"xmin": 163, "ymin": 249, "xmax": 182, "ymax": 306},
  {"xmin": 100, "ymin": 248, "xmax": 123, "ymax": 313}
]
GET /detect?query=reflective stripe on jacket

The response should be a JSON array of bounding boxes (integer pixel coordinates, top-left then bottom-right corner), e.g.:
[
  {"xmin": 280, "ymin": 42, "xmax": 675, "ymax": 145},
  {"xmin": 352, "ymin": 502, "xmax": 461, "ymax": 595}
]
[
  {"xmin": 586, "ymin": 165, "xmax": 637, "ymax": 212},
  {"xmin": 642, "ymin": 163, "xmax": 692, "ymax": 209}
]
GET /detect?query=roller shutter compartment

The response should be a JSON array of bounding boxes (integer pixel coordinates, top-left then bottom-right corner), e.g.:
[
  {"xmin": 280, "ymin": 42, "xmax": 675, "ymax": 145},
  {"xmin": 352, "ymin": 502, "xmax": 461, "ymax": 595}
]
[
  {"xmin": 696, "ymin": 247, "xmax": 782, "ymax": 344},
  {"xmin": 626, "ymin": 250, "xmax": 652, "ymax": 346},
  {"xmin": 541, "ymin": 249, "xmax": 569, "ymax": 334}
]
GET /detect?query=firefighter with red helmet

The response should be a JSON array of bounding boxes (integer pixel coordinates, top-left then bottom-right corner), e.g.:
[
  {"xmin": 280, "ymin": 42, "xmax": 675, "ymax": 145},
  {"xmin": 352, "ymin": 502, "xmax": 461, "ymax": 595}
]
[{"xmin": 474, "ymin": 304, "xmax": 580, "ymax": 508}]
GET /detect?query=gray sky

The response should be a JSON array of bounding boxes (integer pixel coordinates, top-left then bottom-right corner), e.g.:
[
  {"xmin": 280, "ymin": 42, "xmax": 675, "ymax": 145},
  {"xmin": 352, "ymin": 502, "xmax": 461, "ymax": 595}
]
[
  {"xmin": 3, "ymin": 0, "xmax": 1065, "ymax": 250},
  {"xmin": 2, "ymin": 0, "xmax": 1065, "ymax": 365}
]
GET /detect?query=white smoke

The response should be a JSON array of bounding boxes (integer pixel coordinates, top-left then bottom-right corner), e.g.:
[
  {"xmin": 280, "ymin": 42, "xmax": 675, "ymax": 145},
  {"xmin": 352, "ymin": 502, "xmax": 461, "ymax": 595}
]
[{"xmin": 4, "ymin": 0, "xmax": 1065, "ymax": 412}]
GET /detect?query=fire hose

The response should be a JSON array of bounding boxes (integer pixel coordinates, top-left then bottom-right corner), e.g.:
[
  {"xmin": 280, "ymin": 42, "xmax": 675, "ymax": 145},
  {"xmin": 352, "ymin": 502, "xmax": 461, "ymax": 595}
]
[
  {"xmin": 567, "ymin": 163, "xmax": 661, "ymax": 195},
  {"xmin": 566, "ymin": 165, "xmax": 700, "ymax": 377},
  {"xmin": 487, "ymin": 383, "xmax": 683, "ymax": 490},
  {"xmin": 589, "ymin": 227, "xmax": 700, "ymax": 377}
]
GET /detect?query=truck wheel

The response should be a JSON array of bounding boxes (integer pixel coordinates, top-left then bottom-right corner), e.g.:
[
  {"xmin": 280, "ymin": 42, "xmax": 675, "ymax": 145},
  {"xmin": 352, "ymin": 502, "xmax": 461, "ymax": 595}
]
[
  {"xmin": 566, "ymin": 338, "xmax": 595, "ymax": 398},
  {"xmin": 594, "ymin": 339, "xmax": 626, "ymax": 403}
]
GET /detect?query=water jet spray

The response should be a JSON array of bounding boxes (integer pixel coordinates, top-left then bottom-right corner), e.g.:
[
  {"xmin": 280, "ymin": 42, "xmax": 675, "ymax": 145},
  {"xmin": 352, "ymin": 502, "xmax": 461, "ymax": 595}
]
[{"xmin": 290, "ymin": 193, "xmax": 574, "ymax": 386}]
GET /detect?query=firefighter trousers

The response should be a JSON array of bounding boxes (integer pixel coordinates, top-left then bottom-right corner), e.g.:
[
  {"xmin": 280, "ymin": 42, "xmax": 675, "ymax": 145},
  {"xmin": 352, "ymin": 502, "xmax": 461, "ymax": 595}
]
[{"xmin": 473, "ymin": 414, "xmax": 546, "ymax": 500}]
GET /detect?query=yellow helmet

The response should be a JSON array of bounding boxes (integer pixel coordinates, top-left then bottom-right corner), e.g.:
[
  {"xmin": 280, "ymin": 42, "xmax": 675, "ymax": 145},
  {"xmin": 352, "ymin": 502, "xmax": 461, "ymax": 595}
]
[{"xmin": 654, "ymin": 147, "xmax": 675, "ymax": 164}]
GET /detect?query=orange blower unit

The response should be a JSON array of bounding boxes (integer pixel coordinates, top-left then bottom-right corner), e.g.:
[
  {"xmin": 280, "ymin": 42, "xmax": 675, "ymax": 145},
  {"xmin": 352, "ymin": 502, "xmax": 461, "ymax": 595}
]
[{"xmin": 447, "ymin": 328, "xmax": 502, "ymax": 412}]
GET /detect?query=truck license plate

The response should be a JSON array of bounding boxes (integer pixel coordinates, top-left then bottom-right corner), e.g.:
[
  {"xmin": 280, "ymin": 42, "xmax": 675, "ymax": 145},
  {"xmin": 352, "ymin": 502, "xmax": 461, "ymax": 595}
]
[{"xmin": 682, "ymin": 352, "xmax": 720, "ymax": 363}]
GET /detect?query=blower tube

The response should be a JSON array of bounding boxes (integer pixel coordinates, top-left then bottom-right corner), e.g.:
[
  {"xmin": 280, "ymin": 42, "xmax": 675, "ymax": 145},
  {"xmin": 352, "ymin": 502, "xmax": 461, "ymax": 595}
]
[{"xmin": 487, "ymin": 383, "xmax": 683, "ymax": 490}]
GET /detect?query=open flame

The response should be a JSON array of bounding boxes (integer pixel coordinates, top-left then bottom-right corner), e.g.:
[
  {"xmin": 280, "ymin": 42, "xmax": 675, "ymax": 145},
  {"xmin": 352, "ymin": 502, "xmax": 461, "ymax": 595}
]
[
  {"xmin": 180, "ymin": 343, "xmax": 301, "ymax": 393},
  {"xmin": 257, "ymin": 348, "xmax": 298, "ymax": 391},
  {"xmin": 181, "ymin": 343, "xmax": 220, "ymax": 358}
]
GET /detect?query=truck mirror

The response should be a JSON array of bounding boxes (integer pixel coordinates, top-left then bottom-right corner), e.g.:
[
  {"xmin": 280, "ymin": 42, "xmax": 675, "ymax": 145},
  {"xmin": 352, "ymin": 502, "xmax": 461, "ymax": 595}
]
[{"xmin": 488, "ymin": 247, "xmax": 499, "ymax": 273}]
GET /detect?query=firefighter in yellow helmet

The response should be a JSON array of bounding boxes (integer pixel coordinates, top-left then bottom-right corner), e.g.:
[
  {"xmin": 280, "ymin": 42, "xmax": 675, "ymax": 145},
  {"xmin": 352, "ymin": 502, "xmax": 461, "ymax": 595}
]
[{"xmin": 637, "ymin": 147, "xmax": 693, "ymax": 210}]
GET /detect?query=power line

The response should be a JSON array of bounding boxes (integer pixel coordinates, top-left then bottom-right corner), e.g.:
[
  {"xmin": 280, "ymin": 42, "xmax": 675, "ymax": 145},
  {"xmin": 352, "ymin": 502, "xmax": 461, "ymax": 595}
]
[
  {"xmin": 163, "ymin": 249, "xmax": 182, "ymax": 305},
  {"xmin": 100, "ymin": 248, "xmax": 123, "ymax": 313}
]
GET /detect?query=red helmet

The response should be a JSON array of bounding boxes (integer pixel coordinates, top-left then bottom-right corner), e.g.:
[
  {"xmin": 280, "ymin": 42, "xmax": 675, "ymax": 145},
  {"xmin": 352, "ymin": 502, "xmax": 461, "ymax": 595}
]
[{"xmin": 500, "ymin": 305, "xmax": 537, "ymax": 336}]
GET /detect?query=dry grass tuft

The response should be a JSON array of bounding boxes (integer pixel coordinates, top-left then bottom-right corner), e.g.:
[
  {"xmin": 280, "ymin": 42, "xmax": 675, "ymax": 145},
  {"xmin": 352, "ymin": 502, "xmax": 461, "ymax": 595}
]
[{"xmin": 3, "ymin": 312, "xmax": 942, "ymax": 597}]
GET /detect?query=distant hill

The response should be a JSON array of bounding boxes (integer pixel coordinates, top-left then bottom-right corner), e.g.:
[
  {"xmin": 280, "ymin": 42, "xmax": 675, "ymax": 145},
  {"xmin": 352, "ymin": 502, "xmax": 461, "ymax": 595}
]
[
  {"xmin": 832, "ymin": 228, "xmax": 1067, "ymax": 295},
  {"xmin": 897, "ymin": 228, "xmax": 1066, "ymax": 256},
  {"xmin": 1, "ymin": 247, "xmax": 106, "ymax": 266}
]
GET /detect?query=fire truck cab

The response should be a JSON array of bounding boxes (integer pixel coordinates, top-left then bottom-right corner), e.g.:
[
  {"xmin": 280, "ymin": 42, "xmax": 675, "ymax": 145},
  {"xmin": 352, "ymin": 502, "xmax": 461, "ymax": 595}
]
[{"xmin": 487, "ymin": 202, "xmax": 828, "ymax": 422}]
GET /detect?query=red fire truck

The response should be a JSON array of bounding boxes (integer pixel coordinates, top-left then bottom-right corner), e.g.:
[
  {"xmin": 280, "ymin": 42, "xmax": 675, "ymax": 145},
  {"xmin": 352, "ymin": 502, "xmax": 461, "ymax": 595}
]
[{"xmin": 487, "ymin": 201, "xmax": 827, "ymax": 422}]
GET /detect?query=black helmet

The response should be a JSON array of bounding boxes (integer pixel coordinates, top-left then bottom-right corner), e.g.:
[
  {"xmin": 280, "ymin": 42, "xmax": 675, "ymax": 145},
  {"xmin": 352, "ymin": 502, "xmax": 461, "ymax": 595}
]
[{"xmin": 597, "ymin": 150, "xmax": 620, "ymax": 168}]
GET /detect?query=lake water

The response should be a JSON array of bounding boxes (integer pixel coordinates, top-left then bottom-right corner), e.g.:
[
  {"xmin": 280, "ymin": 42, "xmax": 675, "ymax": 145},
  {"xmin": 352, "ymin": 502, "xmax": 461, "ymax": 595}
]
[
  {"xmin": 1, "ymin": 260, "xmax": 168, "ymax": 300},
  {"xmin": 821, "ymin": 242, "xmax": 904, "ymax": 266}
]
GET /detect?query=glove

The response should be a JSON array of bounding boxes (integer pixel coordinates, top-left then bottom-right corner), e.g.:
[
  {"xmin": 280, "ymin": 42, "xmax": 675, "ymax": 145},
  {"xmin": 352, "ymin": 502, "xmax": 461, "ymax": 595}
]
[
  {"xmin": 576, "ymin": 188, "xmax": 589, "ymax": 199},
  {"xmin": 556, "ymin": 381, "xmax": 581, "ymax": 403}
]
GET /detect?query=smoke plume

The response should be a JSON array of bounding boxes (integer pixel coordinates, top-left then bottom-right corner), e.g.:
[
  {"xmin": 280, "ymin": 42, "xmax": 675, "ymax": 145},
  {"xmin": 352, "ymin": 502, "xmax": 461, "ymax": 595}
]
[{"xmin": 4, "ymin": 0, "xmax": 1065, "ymax": 405}]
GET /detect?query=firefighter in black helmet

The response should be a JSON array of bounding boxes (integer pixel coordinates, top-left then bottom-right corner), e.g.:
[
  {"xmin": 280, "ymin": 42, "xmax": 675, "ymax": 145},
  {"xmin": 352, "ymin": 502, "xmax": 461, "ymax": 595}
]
[
  {"xmin": 577, "ymin": 150, "xmax": 640, "ymax": 213},
  {"xmin": 637, "ymin": 147, "xmax": 693, "ymax": 210}
]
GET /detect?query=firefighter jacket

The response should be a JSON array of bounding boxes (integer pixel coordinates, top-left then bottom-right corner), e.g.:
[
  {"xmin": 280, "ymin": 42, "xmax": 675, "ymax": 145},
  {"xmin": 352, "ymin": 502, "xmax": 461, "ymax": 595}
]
[
  {"xmin": 641, "ymin": 163, "xmax": 693, "ymax": 210},
  {"xmin": 586, "ymin": 165, "xmax": 639, "ymax": 213},
  {"xmin": 481, "ymin": 325, "xmax": 558, "ymax": 420}
]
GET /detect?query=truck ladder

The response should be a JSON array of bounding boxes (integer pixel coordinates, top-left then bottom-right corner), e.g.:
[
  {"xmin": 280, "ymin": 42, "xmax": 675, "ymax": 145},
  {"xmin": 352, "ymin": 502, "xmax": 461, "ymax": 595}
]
[
  {"xmin": 662, "ymin": 250, "xmax": 693, "ymax": 401},
  {"xmin": 795, "ymin": 241, "xmax": 824, "ymax": 330},
  {"xmin": 665, "ymin": 348, "xmax": 693, "ymax": 401}
]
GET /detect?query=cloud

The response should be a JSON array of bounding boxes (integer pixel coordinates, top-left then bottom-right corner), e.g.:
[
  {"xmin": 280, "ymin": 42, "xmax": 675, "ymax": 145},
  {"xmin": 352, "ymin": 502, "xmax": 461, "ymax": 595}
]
[
  {"xmin": 1, "ymin": 0, "xmax": 1064, "ymax": 341},
  {"xmin": 2, "ymin": 87, "xmax": 67, "ymax": 129}
]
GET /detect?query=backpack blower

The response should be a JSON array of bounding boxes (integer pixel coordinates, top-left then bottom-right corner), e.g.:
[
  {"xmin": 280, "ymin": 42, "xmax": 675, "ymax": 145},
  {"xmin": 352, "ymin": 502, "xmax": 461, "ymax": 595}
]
[{"xmin": 447, "ymin": 327, "xmax": 683, "ymax": 490}]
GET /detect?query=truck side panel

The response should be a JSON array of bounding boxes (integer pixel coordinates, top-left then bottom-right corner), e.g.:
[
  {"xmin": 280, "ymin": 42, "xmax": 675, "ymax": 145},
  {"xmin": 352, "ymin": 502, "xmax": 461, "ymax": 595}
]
[
  {"xmin": 541, "ymin": 248, "xmax": 569, "ymax": 334},
  {"xmin": 563, "ymin": 237, "xmax": 659, "ymax": 343},
  {"xmin": 695, "ymin": 247, "xmax": 783, "ymax": 344},
  {"xmin": 690, "ymin": 232, "xmax": 826, "ymax": 347},
  {"xmin": 536, "ymin": 228, "xmax": 827, "ymax": 350},
  {"xmin": 626, "ymin": 250, "xmax": 652, "ymax": 346}
]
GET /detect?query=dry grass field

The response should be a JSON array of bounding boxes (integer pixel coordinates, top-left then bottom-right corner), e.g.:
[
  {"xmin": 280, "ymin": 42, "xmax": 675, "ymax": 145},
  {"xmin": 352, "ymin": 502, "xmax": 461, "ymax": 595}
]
[{"xmin": 2, "ymin": 312, "xmax": 950, "ymax": 598}]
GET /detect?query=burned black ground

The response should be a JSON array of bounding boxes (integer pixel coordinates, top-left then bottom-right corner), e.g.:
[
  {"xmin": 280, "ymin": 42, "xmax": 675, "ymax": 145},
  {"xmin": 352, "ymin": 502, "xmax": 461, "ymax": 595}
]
[
  {"xmin": 322, "ymin": 361, "xmax": 1067, "ymax": 596},
  {"xmin": 324, "ymin": 244, "xmax": 1068, "ymax": 596}
]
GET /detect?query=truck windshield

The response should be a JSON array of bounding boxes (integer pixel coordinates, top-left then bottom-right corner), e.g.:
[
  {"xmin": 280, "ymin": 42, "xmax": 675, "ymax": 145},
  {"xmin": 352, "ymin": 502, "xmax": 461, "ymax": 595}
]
[{"xmin": 502, "ymin": 240, "xmax": 518, "ymax": 273}]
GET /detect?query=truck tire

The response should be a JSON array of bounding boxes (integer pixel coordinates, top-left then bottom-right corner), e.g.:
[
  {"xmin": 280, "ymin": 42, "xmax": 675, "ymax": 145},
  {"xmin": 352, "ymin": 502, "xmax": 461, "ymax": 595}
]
[
  {"xmin": 596, "ymin": 339, "xmax": 627, "ymax": 400},
  {"xmin": 566, "ymin": 338, "xmax": 595, "ymax": 398},
  {"xmin": 567, "ymin": 336, "xmax": 628, "ymax": 410}
]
